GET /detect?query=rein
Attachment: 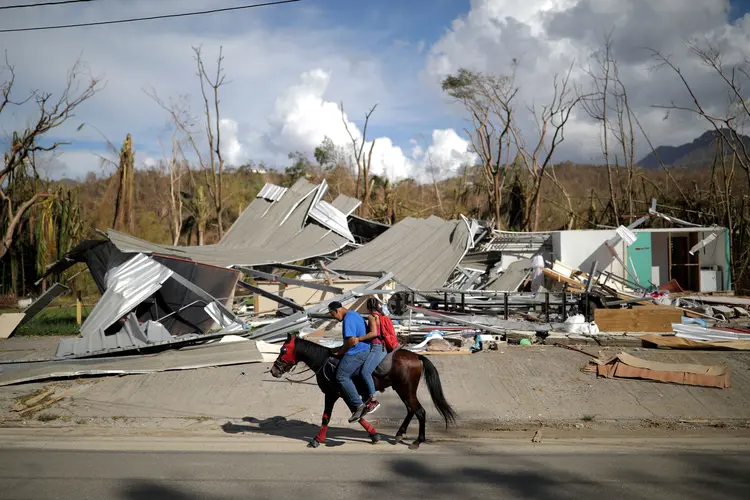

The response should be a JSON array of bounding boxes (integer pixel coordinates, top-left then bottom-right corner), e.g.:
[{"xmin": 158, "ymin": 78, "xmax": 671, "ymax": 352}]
[{"xmin": 279, "ymin": 357, "xmax": 330, "ymax": 384}]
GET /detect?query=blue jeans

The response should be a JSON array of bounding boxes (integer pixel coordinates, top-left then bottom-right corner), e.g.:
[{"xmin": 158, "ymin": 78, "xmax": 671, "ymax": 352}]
[
  {"xmin": 361, "ymin": 343, "xmax": 387, "ymax": 400},
  {"xmin": 336, "ymin": 349, "xmax": 369, "ymax": 409}
]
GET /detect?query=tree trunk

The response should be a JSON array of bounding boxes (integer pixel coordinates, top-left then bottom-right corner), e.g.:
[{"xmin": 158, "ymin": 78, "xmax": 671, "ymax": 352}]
[{"xmin": 493, "ymin": 173, "xmax": 502, "ymax": 229}]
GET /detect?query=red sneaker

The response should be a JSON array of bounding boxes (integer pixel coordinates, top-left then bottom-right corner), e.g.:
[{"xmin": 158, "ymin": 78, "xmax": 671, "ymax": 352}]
[{"xmin": 365, "ymin": 399, "xmax": 381, "ymax": 415}]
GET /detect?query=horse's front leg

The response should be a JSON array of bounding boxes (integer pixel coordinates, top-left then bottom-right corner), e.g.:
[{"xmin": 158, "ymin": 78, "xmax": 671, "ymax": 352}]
[
  {"xmin": 308, "ymin": 392, "xmax": 337, "ymax": 448},
  {"xmin": 358, "ymin": 418, "xmax": 381, "ymax": 444}
]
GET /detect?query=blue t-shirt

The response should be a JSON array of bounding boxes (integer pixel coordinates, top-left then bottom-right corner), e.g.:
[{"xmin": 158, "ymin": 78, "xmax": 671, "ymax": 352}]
[{"xmin": 342, "ymin": 310, "xmax": 368, "ymax": 356}]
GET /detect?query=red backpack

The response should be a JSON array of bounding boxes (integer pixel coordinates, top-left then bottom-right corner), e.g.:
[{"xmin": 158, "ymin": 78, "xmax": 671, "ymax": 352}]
[{"xmin": 373, "ymin": 311, "xmax": 399, "ymax": 352}]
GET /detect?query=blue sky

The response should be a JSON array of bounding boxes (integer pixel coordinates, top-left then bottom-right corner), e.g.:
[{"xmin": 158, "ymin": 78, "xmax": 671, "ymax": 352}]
[{"xmin": 2, "ymin": 0, "xmax": 750, "ymax": 180}]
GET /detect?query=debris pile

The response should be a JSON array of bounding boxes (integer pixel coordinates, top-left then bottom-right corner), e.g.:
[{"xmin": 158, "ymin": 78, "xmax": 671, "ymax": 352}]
[{"xmin": 1, "ymin": 187, "xmax": 747, "ymax": 386}]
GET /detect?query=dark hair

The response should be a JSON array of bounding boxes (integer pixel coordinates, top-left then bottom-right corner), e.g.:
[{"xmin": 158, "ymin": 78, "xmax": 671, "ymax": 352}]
[
  {"xmin": 327, "ymin": 301, "xmax": 343, "ymax": 312},
  {"xmin": 366, "ymin": 297, "xmax": 380, "ymax": 312}
]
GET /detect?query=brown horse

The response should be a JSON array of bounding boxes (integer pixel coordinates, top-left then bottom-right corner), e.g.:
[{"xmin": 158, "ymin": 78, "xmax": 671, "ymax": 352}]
[{"xmin": 270, "ymin": 333, "xmax": 457, "ymax": 450}]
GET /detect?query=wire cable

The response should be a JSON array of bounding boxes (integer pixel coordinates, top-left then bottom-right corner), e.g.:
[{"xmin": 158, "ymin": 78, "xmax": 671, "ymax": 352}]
[
  {"xmin": 0, "ymin": 0, "xmax": 301, "ymax": 33},
  {"xmin": 0, "ymin": 0, "xmax": 93, "ymax": 11}
]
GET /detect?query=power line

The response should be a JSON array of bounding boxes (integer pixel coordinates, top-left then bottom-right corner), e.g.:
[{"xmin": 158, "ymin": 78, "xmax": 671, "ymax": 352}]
[
  {"xmin": 0, "ymin": 0, "xmax": 93, "ymax": 10},
  {"xmin": 0, "ymin": 0, "xmax": 301, "ymax": 33}
]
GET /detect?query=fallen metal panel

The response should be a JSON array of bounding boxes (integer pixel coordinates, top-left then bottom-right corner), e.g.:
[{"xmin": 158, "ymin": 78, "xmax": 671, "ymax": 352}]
[
  {"xmin": 250, "ymin": 272, "xmax": 394, "ymax": 343},
  {"xmin": 329, "ymin": 216, "xmax": 472, "ymax": 290},
  {"xmin": 309, "ymin": 199, "xmax": 356, "ymax": 242},
  {"xmin": 257, "ymin": 183, "xmax": 288, "ymax": 202},
  {"xmin": 484, "ymin": 259, "xmax": 531, "ymax": 291},
  {"xmin": 107, "ymin": 179, "xmax": 357, "ymax": 268},
  {"xmin": 681, "ymin": 296, "xmax": 750, "ymax": 306},
  {"xmin": 80, "ymin": 254, "xmax": 173, "ymax": 341},
  {"xmin": 248, "ymin": 312, "xmax": 310, "ymax": 341},
  {"xmin": 237, "ymin": 280, "xmax": 304, "ymax": 312},
  {"xmin": 0, "ymin": 341, "xmax": 263, "ymax": 386},
  {"xmin": 674, "ymin": 323, "xmax": 750, "ymax": 341},
  {"xmin": 407, "ymin": 306, "xmax": 552, "ymax": 333},
  {"xmin": 167, "ymin": 271, "xmax": 242, "ymax": 331},
  {"xmin": 19, "ymin": 283, "xmax": 69, "ymax": 326},
  {"xmin": 239, "ymin": 268, "xmax": 343, "ymax": 294},
  {"xmin": 151, "ymin": 255, "xmax": 240, "ymax": 335}
]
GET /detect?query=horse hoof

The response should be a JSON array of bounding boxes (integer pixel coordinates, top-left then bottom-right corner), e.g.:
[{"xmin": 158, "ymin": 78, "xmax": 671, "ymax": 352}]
[
  {"xmin": 370, "ymin": 433, "xmax": 381, "ymax": 444},
  {"xmin": 307, "ymin": 439, "xmax": 321, "ymax": 449},
  {"xmin": 408, "ymin": 441, "xmax": 420, "ymax": 450},
  {"xmin": 393, "ymin": 434, "xmax": 404, "ymax": 445}
]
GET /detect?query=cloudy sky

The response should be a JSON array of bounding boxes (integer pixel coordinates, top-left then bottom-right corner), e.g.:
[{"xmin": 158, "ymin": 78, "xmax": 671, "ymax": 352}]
[{"xmin": 1, "ymin": 0, "xmax": 749, "ymax": 180}]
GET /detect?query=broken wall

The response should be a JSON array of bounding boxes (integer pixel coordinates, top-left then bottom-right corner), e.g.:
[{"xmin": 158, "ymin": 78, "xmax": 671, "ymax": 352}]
[{"xmin": 552, "ymin": 230, "xmax": 625, "ymax": 275}]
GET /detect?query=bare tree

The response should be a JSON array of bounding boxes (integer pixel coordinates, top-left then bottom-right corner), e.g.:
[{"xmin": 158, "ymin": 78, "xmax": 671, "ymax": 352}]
[
  {"xmin": 652, "ymin": 43, "xmax": 750, "ymax": 183},
  {"xmin": 581, "ymin": 35, "xmax": 619, "ymax": 224},
  {"xmin": 0, "ymin": 56, "xmax": 101, "ymax": 260},
  {"xmin": 651, "ymin": 41, "xmax": 750, "ymax": 289},
  {"xmin": 341, "ymin": 102, "xmax": 377, "ymax": 218},
  {"xmin": 518, "ymin": 65, "xmax": 582, "ymax": 231},
  {"xmin": 145, "ymin": 46, "xmax": 229, "ymax": 243},
  {"xmin": 159, "ymin": 131, "xmax": 185, "ymax": 245},
  {"xmin": 441, "ymin": 67, "xmax": 518, "ymax": 229},
  {"xmin": 194, "ymin": 46, "xmax": 227, "ymax": 238}
]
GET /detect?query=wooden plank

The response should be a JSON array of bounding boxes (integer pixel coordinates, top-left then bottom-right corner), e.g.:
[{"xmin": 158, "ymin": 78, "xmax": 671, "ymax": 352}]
[{"xmin": 594, "ymin": 306, "xmax": 682, "ymax": 333}]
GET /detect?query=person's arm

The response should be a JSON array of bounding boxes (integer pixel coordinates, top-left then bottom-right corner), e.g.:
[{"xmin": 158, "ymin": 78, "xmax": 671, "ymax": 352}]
[
  {"xmin": 332, "ymin": 336, "xmax": 359, "ymax": 357},
  {"xmin": 358, "ymin": 314, "xmax": 380, "ymax": 342},
  {"xmin": 332, "ymin": 315, "xmax": 359, "ymax": 356}
]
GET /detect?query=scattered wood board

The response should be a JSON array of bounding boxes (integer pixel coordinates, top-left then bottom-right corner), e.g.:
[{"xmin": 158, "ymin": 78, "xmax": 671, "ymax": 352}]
[{"xmin": 594, "ymin": 306, "xmax": 682, "ymax": 333}]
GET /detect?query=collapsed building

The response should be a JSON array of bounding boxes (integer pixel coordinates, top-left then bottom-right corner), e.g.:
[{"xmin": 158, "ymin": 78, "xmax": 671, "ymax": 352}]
[{"xmin": 1, "ymin": 181, "xmax": 747, "ymax": 386}]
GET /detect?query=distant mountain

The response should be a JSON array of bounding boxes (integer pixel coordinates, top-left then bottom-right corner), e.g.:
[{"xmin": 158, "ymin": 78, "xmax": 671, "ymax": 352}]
[{"xmin": 638, "ymin": 129, "xmax": 750, "ymax": 168}]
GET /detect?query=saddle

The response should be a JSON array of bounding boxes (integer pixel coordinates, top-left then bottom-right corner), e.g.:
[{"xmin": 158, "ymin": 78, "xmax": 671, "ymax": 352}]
[{"xmin": 324, "ymin": 347, "xmax": 401, "ymax": 380}]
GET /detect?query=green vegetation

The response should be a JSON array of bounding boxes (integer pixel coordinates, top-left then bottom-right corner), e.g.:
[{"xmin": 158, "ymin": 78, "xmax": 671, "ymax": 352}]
[{"xmin": 2, "ymin": 307, "xmax": 89, "ymax": 336}]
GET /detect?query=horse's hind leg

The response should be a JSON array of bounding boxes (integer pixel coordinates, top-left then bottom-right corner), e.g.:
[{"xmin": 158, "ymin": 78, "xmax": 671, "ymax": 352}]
[
  {"xmin": 392, "ymin": 380, "xmax": 419, "ymax": 446},
  {"xmin": 411, "ymin": 404, "xmax": 426, "ymax": 450},
  {"xmin": 394, "ymin": 409, "xmax": 414, "ymax": 445},
  {"xmin": 309, "ymin": 392, "xmax": 338, "ymax": 448},
  {"xmin": 394, "ymin": 381, "xmax": 426, "ymax": 450}
]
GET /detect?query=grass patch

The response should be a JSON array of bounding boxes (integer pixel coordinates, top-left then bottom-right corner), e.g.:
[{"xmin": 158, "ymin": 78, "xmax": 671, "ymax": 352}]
[
  {"xmin": 1, "ymin": 306, "xmax": 90, "ymax": 336},
  {"xmin": 36, "ymin": 413, "xmax": 59, "ymax": 422}
]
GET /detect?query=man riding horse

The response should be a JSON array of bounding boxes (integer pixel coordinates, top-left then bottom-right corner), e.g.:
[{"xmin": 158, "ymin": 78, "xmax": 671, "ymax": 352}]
[
  {"xmin": 327, "ymin": 300, "xmax": 372, "ymax": 423},
  {"xmin": 270, "ymin": 297, "xmax": 457, "ymax": 450}
]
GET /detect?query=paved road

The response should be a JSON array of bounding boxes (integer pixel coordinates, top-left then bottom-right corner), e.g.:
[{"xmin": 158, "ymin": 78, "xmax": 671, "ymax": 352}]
[{"xmin": 1, "ymin": 440, "xmax": 749, "ymax": 500}]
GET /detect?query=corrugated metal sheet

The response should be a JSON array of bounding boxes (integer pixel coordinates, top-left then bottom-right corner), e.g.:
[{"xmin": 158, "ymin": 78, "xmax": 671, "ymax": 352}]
[
  {"xmin": 329, "ymin": 216, "xmax": 472, "ymax": 289},
  {"xmin": 484, "ymin": 259, "xmax": 532, "ymax": 291},
  {"xmin": 309, "ymin": 199, "xmax": 355, "ymax": 242},
  {"xmin": 2, "ymin": 341, "xmax": 263, "ymax": 386},
  {"xmin": 257, "ymin": 183, "xmax": 288, "ymax": 202},
  {"xmin": 80, "ymin": 254, "xmax": 174, "ymax": 341},
  {"xmin": 106, "ymin": 179, "xmax": 361, "ymax": 268}
]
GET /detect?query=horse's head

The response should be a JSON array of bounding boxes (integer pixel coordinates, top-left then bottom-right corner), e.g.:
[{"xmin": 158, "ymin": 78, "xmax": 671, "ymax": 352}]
[{"xmin": 270, "ymin": 333, "xmax": 298, "ymax": 378}]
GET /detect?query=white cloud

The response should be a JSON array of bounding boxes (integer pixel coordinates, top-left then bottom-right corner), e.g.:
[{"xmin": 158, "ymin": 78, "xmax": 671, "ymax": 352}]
[
  {"xmin": 0, "ymin": 0, "xmax": 437, "ymax": 176},
  {"xmin": 426, "ymin": 0, "xmax": 750, "ymax": 162},
  {"xmin": 219, "ymin": 118, "xmax": 246, "ymax": 166},
  {"xmin": 263, "ymin": 69, "xmax": 476, "ymax": 180}
]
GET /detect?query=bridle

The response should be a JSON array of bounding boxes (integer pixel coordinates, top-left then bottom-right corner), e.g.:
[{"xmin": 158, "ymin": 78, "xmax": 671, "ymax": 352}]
[{"xmin": 272, "ymin": 340, "xmax": 330, "ymax": 384}]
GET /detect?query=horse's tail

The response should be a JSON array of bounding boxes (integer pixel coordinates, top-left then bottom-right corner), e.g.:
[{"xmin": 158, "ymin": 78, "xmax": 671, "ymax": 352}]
[{"xmin": 418, "ymin": 355, "xmax": 457, "ymax": 428}]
